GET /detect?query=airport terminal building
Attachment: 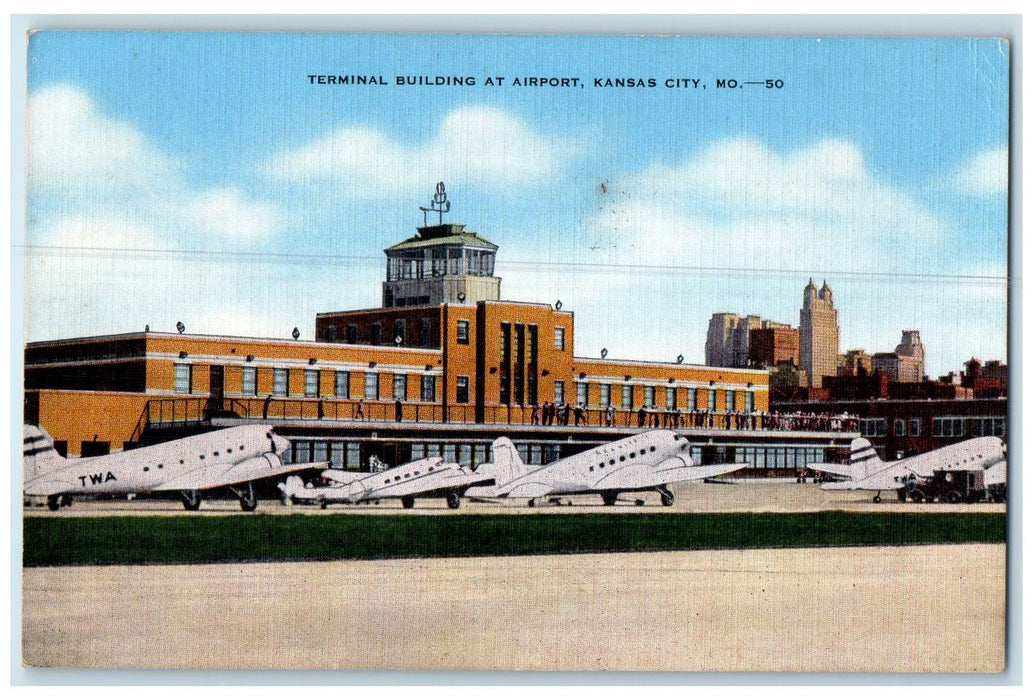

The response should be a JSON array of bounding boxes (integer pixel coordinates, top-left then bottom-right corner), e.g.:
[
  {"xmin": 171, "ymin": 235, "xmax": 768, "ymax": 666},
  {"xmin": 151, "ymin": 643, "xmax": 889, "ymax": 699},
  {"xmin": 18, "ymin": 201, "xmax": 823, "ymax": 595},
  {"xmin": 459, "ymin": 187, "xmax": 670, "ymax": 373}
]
[{"xmin": 25, "ymin": 194, "xmax": 856, "ymax": 476}]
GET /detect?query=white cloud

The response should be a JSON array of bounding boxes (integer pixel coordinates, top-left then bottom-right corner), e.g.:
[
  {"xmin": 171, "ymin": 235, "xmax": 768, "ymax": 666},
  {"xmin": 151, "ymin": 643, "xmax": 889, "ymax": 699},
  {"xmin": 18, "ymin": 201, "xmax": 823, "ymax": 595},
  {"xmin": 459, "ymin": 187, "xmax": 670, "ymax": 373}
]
[
  {"xmin": 267, "ymin": 105, "xmax": 574, "ymax": 193},
  {"xmin": 181, "ymin": 188, "xmax": 281, "ymax": 243},
  {"xmin": 949, "ymin": 147, "xmax": 1009, "ymax": 195},
  {"xmin": 580, "ymin": 136, "xmax": 945, "ymax": 274},
  {"xmin": 27, "ymin": 84, "xmax": 174, "ymax": 193},
  {"xmin": 27, "ymin": 84, "xmax": 283, "ymax": 250}
]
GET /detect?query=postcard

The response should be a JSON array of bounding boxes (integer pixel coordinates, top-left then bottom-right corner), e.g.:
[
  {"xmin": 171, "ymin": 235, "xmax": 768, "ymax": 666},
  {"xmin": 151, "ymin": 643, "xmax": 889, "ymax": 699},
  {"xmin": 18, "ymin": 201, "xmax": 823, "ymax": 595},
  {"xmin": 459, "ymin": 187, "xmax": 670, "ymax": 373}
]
[{"xmin": 20, "ymin": 29, "xmax": 1010, "ymax": 674}]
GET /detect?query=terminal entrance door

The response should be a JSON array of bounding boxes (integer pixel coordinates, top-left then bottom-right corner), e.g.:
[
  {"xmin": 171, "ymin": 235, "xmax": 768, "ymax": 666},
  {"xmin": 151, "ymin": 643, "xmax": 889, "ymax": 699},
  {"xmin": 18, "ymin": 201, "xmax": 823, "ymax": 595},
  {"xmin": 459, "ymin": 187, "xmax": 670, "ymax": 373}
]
[{"xmin": 207, "ymin": 365, "xmax": 225, "ymax": 416}]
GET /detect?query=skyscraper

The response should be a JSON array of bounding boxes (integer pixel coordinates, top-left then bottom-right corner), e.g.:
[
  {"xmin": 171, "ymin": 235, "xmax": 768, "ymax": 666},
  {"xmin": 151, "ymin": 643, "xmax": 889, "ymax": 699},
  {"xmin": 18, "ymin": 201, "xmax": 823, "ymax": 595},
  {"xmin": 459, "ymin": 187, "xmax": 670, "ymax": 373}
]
[{"xmin": 799, "ymin": 279, "xmax": 840, "ymax": 386}]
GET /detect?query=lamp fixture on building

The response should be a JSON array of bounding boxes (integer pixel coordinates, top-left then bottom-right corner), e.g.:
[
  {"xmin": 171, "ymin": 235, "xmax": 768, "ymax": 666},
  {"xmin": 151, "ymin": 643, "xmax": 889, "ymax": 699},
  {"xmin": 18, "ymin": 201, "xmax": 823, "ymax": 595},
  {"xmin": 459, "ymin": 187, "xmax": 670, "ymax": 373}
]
[
  {"xmin": 555, "ymin": 300, "xmax": 563, "ymax": 311},
  {"xmin": 676, "ymin": 354, "xmax": 684, "ymax": 364},
  {"xmin": 178, "ymin": 351, "xmax": 188, "ymax": 359},
  {"xmin": 425, "ymin": 365, "xmax": 433, "ymax": 371},
  {"xmin": 579, "ymin": 372, "xmax": 586, "ymax": 379},
  {"xmin": 395, "ymin": 335, "xmax": 402, "ymax": 346},
  {"xmin": 368, "ymin": 361, "xmax": 377, "ymax": 368},
  {"xmin": 292, "ymin": 327, "xmax": 301, "ymax": 340},
  {"xmin": 246, "ymin": 355, "xmax": 254, "ymax": 362},
  {"xmin": 308, "ymin": 358, "xmax": 317, "ymax": 365},
  {"xmin": 624, "ymin": 375, "xmax": 631, "ymax": 381},
  {"xmin": 668, "ymin": 377, "xmax": 675, "ymax": 384},
  {"xmin": 457, "ymin": 292, "xmax": 466, "ymax": 302},
  {"xmin": 601, "ymin": 348, "xmax": 608, "ymax": 359},
  {"xmin": 176, "ymin": 321, "xmax": 185, "ymax": 334}
]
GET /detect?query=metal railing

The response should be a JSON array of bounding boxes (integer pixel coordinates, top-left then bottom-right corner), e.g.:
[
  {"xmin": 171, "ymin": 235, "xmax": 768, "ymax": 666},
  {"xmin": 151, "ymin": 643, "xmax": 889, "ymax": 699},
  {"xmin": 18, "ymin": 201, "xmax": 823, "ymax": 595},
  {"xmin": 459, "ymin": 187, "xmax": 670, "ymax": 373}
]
[{"xmin": 134, "ymin": 396, "xmax": 859, "ymax": 433}]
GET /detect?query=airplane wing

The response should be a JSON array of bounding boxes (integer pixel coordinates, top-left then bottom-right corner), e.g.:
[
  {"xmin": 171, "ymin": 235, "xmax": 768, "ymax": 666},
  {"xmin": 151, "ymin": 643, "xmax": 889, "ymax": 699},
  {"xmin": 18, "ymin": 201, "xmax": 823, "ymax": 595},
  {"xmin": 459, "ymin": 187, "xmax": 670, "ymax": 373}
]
[
  {"xmin": 154, "ymin": 460, "xmax": 323, "ymax": 492},
  {"xmin": 807, "ymin": 462, "xmax": 857, "ymax": 479},
  {"xmin": 320, "ymin": 468, "xmax": 363, "ymax": 485}
]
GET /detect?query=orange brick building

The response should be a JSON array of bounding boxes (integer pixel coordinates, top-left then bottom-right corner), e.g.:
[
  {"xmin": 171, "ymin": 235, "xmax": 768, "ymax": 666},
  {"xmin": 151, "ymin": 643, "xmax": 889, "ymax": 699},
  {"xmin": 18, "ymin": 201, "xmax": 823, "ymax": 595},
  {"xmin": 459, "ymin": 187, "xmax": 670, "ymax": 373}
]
[{"xmin": 25, "ymin": 188, "xmax": 813, "ymax": 471}]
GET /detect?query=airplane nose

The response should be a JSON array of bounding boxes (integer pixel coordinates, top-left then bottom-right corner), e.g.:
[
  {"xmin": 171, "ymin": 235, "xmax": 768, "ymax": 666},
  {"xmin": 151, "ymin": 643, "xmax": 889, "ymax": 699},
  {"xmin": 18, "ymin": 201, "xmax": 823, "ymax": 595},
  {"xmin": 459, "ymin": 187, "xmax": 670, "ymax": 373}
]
[{"xmin": 272, "ymin": 434, "xmax": 291, "ymax": 455}]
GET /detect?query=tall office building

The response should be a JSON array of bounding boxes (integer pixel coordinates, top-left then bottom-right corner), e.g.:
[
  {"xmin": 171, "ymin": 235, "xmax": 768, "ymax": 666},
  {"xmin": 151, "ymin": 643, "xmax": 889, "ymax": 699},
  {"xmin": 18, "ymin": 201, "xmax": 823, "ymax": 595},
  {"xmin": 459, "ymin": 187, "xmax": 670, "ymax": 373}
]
[
  {"xmin": 894, "ymin": 330, "xmax": 926, "ymax": 382},
  {"xmin": 706, "ymin": 313, "xmax": 792, "ymax": 368},
  {"xmin": 799, "ymin": 279, "xmax": 840, "ymax": 386}
]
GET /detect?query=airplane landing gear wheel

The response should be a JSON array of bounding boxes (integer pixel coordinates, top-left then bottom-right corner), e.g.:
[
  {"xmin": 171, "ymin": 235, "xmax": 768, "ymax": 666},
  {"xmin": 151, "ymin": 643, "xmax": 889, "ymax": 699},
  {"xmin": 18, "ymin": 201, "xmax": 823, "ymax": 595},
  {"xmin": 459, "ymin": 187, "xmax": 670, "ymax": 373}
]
[
  {"xmin": 401, "ymin": 495, "xmax": 415, "ymax": 509},
  {"xmin": 47, "ymin": 495, "xmax": 61, "ymax": 511},
  {"xmin": 446, "ymin": 491, "xmax": 461, "ymax": 509},
  {"xmin": 602, "ymin": 490, "xmax": 619, "ymax": 506},
  {"xmin": 238, "ymin": 483, "xmax": 258, "ymax": 512},
  {"xmin": 873, "ymin": 494, "xmax": 882, "ymax": 504},
  {"xmin": 658, "ymin": 485, "xmax": 675, "ymax": 507},
  {"xmin": 182, "ymin": 490, "xmax": 202, "ymax": 511}
]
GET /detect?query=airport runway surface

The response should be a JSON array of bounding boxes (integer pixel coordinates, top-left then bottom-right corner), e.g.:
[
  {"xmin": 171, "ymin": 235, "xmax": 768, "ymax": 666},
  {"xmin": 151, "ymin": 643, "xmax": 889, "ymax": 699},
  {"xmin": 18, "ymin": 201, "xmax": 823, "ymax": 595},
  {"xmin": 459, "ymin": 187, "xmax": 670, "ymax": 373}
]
[
  {"xmin": 23, "ymin": 544, "xmax": 1004, "ymax": 672},
  {"xmin": 22, "ymin": 479, "xmax": 1009, "ymax": 517},
  {"xmin": 21, "ymin": 480, "xmax": 1007, "ymax": 672}
]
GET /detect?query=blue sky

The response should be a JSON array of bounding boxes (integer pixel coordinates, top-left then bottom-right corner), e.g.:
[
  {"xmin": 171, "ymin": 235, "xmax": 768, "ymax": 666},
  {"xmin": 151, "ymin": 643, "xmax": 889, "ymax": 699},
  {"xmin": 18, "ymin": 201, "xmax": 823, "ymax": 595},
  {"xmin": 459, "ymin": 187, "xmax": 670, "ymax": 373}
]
[{"xmin": 23, "ymin": 32, "xmax": 1009, "ymax": 377}]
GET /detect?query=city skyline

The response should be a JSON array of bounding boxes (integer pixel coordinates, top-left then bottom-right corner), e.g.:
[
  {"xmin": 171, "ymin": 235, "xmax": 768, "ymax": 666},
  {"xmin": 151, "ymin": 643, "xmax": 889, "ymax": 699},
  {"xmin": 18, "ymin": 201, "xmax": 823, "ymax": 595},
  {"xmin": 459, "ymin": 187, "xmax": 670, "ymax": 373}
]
[{"xmin": 22, "ymin": 33, "xmax": 1009, "ymax": 377}]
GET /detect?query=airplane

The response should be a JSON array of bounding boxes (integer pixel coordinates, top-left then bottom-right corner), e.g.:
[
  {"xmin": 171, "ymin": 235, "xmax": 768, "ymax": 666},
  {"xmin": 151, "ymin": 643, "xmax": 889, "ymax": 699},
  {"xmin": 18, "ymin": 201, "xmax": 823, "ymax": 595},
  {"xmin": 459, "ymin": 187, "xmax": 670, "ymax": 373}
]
[
  {"xmin": 464, "ymin": 429, "xmax": 742, "ymax": 507},
  {"xmin": 278, "ymin": 456, "xmax": 490, "ymax": 509},
  {"xmin": 23, "ymin": 423, "xmax": 310, "ymax": 512},
  {"xmin": 810, "ymin": 436, "xmax": 1007, "ymax": 503}
]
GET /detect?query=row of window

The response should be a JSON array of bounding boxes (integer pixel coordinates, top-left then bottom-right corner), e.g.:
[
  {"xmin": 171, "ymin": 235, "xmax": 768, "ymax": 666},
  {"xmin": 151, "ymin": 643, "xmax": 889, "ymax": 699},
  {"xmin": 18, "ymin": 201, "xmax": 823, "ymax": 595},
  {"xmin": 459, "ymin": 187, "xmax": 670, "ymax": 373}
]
[
  {"xmin": 287, "ymin": 439, "xmax": 828, "ymax": 471},
  {"xmin": 860, "ymin": 416, "xmax": 1007, "ymax": 438},
  {"xmin": 571, "ymin": 381, "xmax": 755, "ymax": 412},
  {"xmin": 326, "ymin": 318, "xmax": 434, "ymax": 347},
  {"xmin": 175, "ymin": 364, "xmax": 442, "ymax": 402}
]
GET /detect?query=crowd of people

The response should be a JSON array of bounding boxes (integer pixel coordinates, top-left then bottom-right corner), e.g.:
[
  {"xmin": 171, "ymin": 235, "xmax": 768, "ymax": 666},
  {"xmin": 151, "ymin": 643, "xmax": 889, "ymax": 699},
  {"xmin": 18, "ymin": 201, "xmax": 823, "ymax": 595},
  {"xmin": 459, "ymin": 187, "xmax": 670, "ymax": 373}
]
[{"xmin": 526, "ymin": 402, "xmax": 858, "ymax": 432}]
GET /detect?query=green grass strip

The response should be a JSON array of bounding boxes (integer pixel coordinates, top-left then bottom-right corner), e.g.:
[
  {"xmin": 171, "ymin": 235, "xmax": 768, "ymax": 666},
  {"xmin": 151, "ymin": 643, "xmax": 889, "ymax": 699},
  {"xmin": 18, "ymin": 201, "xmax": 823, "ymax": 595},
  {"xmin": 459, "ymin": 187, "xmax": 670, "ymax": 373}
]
[{"xmin": 23, "ymin": 512, "xmax": 1006, "ymax": 567}]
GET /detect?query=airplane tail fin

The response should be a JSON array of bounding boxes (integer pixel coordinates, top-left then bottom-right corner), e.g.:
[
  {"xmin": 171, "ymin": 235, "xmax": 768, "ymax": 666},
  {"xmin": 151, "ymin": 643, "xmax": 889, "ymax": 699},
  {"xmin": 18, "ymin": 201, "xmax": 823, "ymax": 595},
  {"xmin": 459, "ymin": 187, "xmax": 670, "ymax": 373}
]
[
  {"xmin": 847, "ymin": 437, "xmax": 884, "ymax": 478},
  {"xmin": 23, "ymin": 424, "xmax": 66, "ymax": 482},
  {"xmin": 485, "ymin": 437, "xmax": 528, "ymax": 485}
]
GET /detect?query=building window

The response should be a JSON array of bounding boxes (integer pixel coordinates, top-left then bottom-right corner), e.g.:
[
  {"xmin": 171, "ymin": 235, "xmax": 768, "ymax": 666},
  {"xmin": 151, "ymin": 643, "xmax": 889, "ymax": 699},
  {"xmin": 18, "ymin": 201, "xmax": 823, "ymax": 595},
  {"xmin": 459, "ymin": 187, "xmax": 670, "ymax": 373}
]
[
  {"xmin": 394, "ymin": 319, "xmax": 406, "ymax": 345},
  {"xmin": 305, "ymin": 369, "xmax": 319, "ymax": 398},
  {"xmin": 577, "ymin": 381, "xmax": 588, "ymax": 406},
  {"xmin": 666, "ymin": 387, "xmax": 676, "ymax": 410},
  {"xmin": 174, "ymin": 363, "xmax": 192, "ymax": 394},
  {"xmin": 371, "ymin": 322, "xmax": 381, "ymax": 346},
  {"xmin": 364, "ymin": 372, "xmax": 379, "ymax": 400},
  {"xmin": 861, "ymin": 418, "xmax": 888, "ymax": 437},
  {"xmin": 726, "ymin": 390, "xmax": 735, "ymax": 411},
  {"xmin": 273, "ymin": 368, "xmax": 288, "ymax": 397},
  {"xmin": 688, "ymin": 388, "xmax": 697, "ymax": 411},
  {"xmin": 622, "ymin": 384, "xmax": 633, "ymax": 409},
  {"xmin": 744, "ymin": 391, "xmax": 754, "ymax": 413},
  {"xmin": 554, "ymin": 380, "xmax": 565, "ymax": 404},
  {"xmin": 419, "ymin": 318, "xmax": 431, "ymax": 347},
  {"xmin": 335, "ymin": 370, "xmax": 350, "ymax": 399},
  {"xmin": 972, "ymin": 417, "xmax": 1005, "ymax": 437},
  {"xmin": 894, "ymin": 418, "xmax": 907, "ymax": 437},
  {"xmin": 909, "ymin": 418, "xmax": 922, "ymax": 436},
  {"xmin": 554, "ymin": 327, "xmax": 565, "ymax": 351},
  {"xmin": 708, "ymin": 389, "xmax": 717, "ymax": 411},
  {"xmin": 456, "ymin": 375, "xmax": 470, "ymax": 403},
  {"xmin": 346, "ymin": 325, "xmax": 358, "ymax": 344},
  {"xmin": 933, "ymin": 417, "xmax": 965, "ymax": 437},
  {"xmin": 393, "ymin": 373, "xmax": 407, "ymax": 400},
  {"xmin": 241, "ymin": 366, "xmax": 257, "ymax": 396},
  {"xmin": 600, "ymin": 383, "xmax": 611, "ymax": 408},
  {"xmin": 421, "ymin": 375, "xmax": 436, "ymax": 402},
  {"xmin": 326, "ymin": 325, "xmax": 337, "ymax": 342},
  {"xmin": 457, "ymin": 320, "xmax": 470, "ymax": 344},
  {"xmin": 644, "ymin": 385, "xmax": 655, "ymax": 407}
]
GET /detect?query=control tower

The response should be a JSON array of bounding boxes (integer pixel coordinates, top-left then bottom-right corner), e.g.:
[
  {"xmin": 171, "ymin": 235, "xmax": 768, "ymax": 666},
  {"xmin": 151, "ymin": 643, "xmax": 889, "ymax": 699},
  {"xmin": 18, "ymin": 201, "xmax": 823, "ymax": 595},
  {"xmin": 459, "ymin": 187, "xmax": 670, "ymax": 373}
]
[{"xmin": 382, "ymin": 182, "xmax": 501, "ymax": 307}]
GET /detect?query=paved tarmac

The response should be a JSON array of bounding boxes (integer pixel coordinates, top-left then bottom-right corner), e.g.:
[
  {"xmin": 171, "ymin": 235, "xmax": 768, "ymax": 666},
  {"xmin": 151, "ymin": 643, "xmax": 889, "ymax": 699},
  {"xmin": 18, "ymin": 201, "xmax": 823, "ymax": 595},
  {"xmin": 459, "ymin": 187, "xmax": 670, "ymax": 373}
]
[
  {"xmin": 23, "ymin": 545, "xmax": 1005, "ymax": 672},
  {"xmin": 22, "ymin": 479, "xmax": 1009, "ymax": 517},
  {"xmin": 21, "ymin": 480, "xmax": 1008, "ymax": 672}
]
